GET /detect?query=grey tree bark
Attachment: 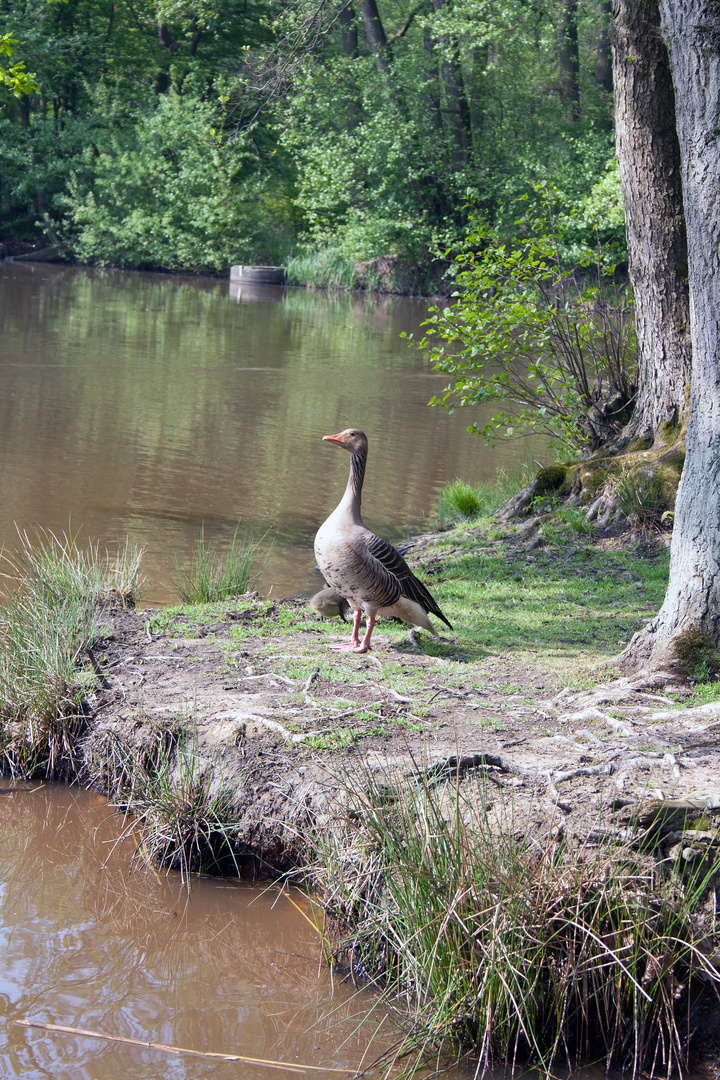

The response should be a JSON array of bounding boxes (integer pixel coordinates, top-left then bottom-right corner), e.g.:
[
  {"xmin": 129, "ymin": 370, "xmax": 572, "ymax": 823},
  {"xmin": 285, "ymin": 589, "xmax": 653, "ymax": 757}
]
[
  {"xmin": 559, "ymin": 0, "xmax": 580, "ymax": 120},
  {"xmin": 620, "ymin": 0, "xmax": 720, "ymax": 671},
  {"xmin": 610, "ymin": 0, "xmax": 692, "ymax": 447},
  {"xmin": 430, "ymin": 0, "xmax": 472, "ymax": 169}
]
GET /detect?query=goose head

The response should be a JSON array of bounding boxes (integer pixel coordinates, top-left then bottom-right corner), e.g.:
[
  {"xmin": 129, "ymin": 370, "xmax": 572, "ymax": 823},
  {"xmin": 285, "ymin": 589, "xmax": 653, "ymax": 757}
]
[{"xmin": 322, "ymin": 428, "xmax": 368, "ymax": 455}]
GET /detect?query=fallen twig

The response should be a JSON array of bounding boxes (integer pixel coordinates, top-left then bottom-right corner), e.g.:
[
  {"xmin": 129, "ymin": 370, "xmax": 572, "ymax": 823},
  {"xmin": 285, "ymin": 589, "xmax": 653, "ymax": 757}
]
[{"xmin": 16, "ymin": 1020, "xmax": 348, "ymax": 1073}]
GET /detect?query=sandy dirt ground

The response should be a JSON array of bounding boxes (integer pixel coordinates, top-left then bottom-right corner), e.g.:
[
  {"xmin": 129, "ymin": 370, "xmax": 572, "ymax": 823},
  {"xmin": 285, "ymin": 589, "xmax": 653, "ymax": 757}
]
[{"xmin": 81, "ymin": 568, "xmax": 720, "ymax": 871}]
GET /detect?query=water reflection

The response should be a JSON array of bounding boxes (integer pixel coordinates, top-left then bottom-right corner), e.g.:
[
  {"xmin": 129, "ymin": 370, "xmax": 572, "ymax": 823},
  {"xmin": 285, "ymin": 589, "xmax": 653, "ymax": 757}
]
[
  {"xmin": 0, "ymin": 262, "xmax": 546, "ymax": 603},
  {"xmin": 0, "ymin": 783, "xmax": 398, "ymax": 1080}
]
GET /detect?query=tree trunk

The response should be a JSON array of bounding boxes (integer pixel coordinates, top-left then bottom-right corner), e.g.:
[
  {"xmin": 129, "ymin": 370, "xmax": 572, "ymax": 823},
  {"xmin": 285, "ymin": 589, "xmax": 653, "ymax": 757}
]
[
  {"xmin": 430, "ymin": 0, "xmax": 472, "ymax": 169},
  {"xmin": 358, "ymin": 0, "xmax": 405, "ymax": 112},
  {"xmin": 619, "ymin": 0, "xmax": 720, "ymax": 672},
  {"xmin": 339, "ymin": 2, "xmax": 359, "ymax": 58},
  {"xmin": 559, "ymin": 0, "xmax": 581, "ymax": 121},
  {"xmin": 423, "ymin": 21, "xmax": 443, "ymax": 135},
  {"xmin": 358, "ymin": 0, "xmax": 393, "ymax": 79},
  {"xmin": 338, "ymin": 3, "xmax": 363, "ymax": 131},
  {"xmin": 595, "ymin": 0, "xmax": 613, "ymax": 94},
  {"xmin": 610, "ymin": 0, "xmax": 691, "ymax": 447}
]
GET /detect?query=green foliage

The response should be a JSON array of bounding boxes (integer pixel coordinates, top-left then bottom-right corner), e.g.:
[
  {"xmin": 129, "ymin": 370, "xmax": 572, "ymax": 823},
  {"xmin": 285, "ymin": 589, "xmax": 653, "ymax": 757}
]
[
  {"xmin": 0, "ymin": 33, "xmax": 39, "ymax": 96},
  {"xmin": 61, "ymin": 91, "xmax": 284, "ymax": 271},
  {"xmin": 0, "ymin": 0, "xmax": 620, "ymax": 272},
  {"xmin": 562, "ymin": 155, "xmax": 627, "ymax": 262},
  {"xmin": 414, "ymin": 202, "xmax": 636, "ymax": 451},
  {"xmin": 173, "ymin": 524, "xmax": 267, "ymax": 604}
]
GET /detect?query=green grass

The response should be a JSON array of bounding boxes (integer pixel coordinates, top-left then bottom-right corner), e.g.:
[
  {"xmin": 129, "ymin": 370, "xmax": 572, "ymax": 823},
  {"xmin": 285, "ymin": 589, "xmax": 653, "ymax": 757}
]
[
  {"xmin": 284, "ymin": 248, "xmax": 357, "ymax": 290},
  {"xmin": 430, "ymin": 536, "xmax": 669, "ymax": 669},
  {"xmin": 435, "ymin": 468, "xmax": 535, "ymax": 529},
  {"xmin": 172, "ymin": 525, "xmax": 268, "ymax": 604},
  {"xmin": 0, "ymin": 529, "xmax": 144, "ymax": 776},
  {"xmin": 108, "ymin": 723, "xmax": 242, "ymax": 886},
  {"xmin": 313, "ymin": 763, "xmax": 720, "ymax": 1078}
]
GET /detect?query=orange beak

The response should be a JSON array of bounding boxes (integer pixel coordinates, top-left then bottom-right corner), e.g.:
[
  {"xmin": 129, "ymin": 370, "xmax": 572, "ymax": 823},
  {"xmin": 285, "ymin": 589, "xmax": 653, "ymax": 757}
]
[{"xmin": 322, "ymin": 433, "xmax": 345, "ymax": 446}]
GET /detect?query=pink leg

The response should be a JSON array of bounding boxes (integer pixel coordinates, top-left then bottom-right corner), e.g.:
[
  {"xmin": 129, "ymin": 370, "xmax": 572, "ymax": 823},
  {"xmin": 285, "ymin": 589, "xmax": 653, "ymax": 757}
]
[
  {"xmin": 353, "ymin": 615, "xmax": 375, "ymax": 653},
  {"xmin": 329, "ymin": 608, "xmax": 364, "ymax": 651}
]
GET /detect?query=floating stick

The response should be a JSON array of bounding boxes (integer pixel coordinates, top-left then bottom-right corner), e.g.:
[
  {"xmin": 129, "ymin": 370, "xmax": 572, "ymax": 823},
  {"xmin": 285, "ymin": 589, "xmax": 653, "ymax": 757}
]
[{"xmin": 16, "ymin": 1020, "xmax": 351, "ymax": 1074}]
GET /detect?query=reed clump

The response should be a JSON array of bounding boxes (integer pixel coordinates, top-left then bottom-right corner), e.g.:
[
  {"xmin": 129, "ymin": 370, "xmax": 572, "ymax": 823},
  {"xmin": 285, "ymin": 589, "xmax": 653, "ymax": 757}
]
[
  {"xmin": 284, "ymin": 248, "xmax": 357, "ymax": 290},
  {"xmin": 173, "ymin": 525, "xmax": 268, "ymax": 604},
  {"xmin": 109, "ymin": 724, "xmax": 242, "ymax": 885},
  {"xmin": 313, "ymin": 767, "xmax": 720, "ymax": 1078},
  {"xmin": 0, "ymin": 529, "xmax": 144, "ymax": 776}
]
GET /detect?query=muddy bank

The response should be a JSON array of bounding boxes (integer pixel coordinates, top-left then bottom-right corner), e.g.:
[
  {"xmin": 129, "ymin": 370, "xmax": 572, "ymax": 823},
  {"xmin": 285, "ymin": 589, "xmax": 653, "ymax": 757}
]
[
  {"xmin": 70, "ymin": 532, "xmax": 720, "ymax": 877},
  {"xmin": 6, "ymin": 517, "xmax": 720, "ymax": 1075}
]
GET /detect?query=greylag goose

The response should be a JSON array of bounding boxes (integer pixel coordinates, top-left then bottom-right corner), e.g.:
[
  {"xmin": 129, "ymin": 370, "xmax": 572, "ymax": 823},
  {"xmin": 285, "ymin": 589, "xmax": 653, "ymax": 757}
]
[
  {"xmin": 309, "ymin": 587, "xmax": 351, "ymax": 622},
  {"xmin": 314, "ymin": 428, "xmax": 452, "ymax": 652}
]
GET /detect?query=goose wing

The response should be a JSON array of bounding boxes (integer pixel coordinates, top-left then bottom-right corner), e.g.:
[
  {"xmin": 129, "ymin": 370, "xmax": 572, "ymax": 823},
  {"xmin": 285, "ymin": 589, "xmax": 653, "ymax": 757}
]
[{"xmin": 364, "ymin": 530, "xmax": 452, "ymax": 629}]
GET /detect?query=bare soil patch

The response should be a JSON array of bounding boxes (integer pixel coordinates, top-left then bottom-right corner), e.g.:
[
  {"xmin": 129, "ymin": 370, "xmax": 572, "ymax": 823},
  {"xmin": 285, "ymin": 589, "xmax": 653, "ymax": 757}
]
[{"xmin": 80, "ymin": 539, "xmax": 720, "ymax": 873}]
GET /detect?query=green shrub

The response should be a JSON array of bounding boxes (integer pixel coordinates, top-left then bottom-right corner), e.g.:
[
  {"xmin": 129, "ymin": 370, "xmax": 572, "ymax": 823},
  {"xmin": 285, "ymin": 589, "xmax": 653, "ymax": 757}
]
[
  {"xmin": 411, "ymin": 197, "xmax": 637, "ymax": 453},
  {"xmin": 62, "ymin": 91, "xmax": 288, "ymax": 271}
]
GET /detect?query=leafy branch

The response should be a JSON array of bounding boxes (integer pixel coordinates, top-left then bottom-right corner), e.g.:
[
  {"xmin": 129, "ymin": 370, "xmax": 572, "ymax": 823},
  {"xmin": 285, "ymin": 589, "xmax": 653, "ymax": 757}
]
[{"xmin": 408, "ymin": 200, "xmax": 637, "ymax": 452}]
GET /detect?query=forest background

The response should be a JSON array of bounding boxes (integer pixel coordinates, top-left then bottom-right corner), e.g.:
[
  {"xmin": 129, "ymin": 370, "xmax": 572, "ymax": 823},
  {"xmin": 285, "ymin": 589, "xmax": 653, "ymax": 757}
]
[{"xmin": 0, "ymin": 0, "xmax": 624, "ymax": 281}]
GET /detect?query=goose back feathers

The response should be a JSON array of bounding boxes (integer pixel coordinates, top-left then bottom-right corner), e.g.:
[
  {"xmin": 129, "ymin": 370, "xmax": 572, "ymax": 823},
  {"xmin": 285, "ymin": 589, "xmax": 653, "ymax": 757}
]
[{"xmin": 314, "ymin": 428, "xmax": 451, "ymax": 652}]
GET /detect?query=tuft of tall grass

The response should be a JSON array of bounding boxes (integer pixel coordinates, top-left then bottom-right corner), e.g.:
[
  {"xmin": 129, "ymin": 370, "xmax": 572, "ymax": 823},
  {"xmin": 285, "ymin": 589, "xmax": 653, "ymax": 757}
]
[
  {"xmin": 0, "ymin": 529, "xmax": 144, "ymax": 776},
  {"xmin": 617, "ymin": 469, "xmax": 668, "ymax": 528},
  {"xmin": 110, "ymin": 725, "xmax": 241, "ymax": 885},
  {"xmin": 555, "ymin": 505, "xmax": 593, "ymax": 534},
  {"xmin": 435, "ymin": 468, "xmax": 535, "ymax": 529},
  {"xmin": 173, "ymin": 525, "xmax": 268, "ymax": 604},
  {"xmin": 312, "ymin": 765, "xmax": 720, "ymax": 1078},
  {"xmin": 8, "ymin": 527, "xmax": 144, "ymax": 609},
  {"xmin": 285, "ymin": 248, "xmax": 357, "ymax": 290}
]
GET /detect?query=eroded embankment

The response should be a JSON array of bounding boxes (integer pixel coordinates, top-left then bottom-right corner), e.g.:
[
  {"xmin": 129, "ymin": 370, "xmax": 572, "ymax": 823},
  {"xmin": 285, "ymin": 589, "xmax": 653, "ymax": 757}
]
[
  {"xmin": 74, "ymin": 558, "xmax": 720, "ymax": 878},
  {"xmin": 6, "ymin": 518, "xmax": 720, "ymax": 1074},
  {"xmin": 69, "ymin": 585, "xmax": 720, "ymax": 1075}
]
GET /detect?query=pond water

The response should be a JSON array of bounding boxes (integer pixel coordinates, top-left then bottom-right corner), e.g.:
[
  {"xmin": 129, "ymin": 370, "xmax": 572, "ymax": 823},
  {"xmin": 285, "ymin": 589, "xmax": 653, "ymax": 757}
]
[
  {"xmin": 0, "ymin": 783, "xmax": 402, "ymax": 1080},
  {"xmin": 0, "ymin": 261, "xmax": 545, "ymax": 1080},
  {"xmin": 0, "ymin": 261, "xmax": 545, "ymax": 603}
]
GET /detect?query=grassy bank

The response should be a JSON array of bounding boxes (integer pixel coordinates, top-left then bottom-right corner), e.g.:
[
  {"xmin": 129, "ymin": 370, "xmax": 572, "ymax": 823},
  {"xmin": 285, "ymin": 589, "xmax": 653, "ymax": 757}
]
[
  {"xmin": 313, "ymin": 763, "xmax": 720, "ymax": 1078},
  {"xmin": 2, "ymin": 484, "xmax": 720, "ymax": 1077},
  {"xmin": 0, "ymin": 529, "xmax": 143, "ymax": 776}
]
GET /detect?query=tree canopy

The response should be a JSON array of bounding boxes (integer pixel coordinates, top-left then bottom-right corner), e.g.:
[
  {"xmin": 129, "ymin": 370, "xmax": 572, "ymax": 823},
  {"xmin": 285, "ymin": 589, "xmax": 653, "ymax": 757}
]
[{"xmin": 0, "ymin": 0, "xmax": 621, "ymax": 271}]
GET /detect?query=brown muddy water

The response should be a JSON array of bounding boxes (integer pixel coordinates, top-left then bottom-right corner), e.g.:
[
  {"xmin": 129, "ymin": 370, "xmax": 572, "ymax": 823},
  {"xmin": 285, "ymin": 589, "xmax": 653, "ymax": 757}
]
[
  {"xmin": 0, "ymin": 262, "xmax": 543, "ymax": 1080},
  {"xmin": 0, "ymin": 261, "xmax": 546, "ymax": 604},
  {"xmin": 0, "ymin": 782, "xmax": 403, "ymax": 1079}
]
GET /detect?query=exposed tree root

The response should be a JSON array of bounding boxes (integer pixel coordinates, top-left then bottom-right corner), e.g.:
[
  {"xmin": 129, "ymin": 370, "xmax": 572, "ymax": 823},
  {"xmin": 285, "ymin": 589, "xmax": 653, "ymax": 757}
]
[{"xmin": 496, "ymin": 433, "xmax": 686, "ymax": 538}]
